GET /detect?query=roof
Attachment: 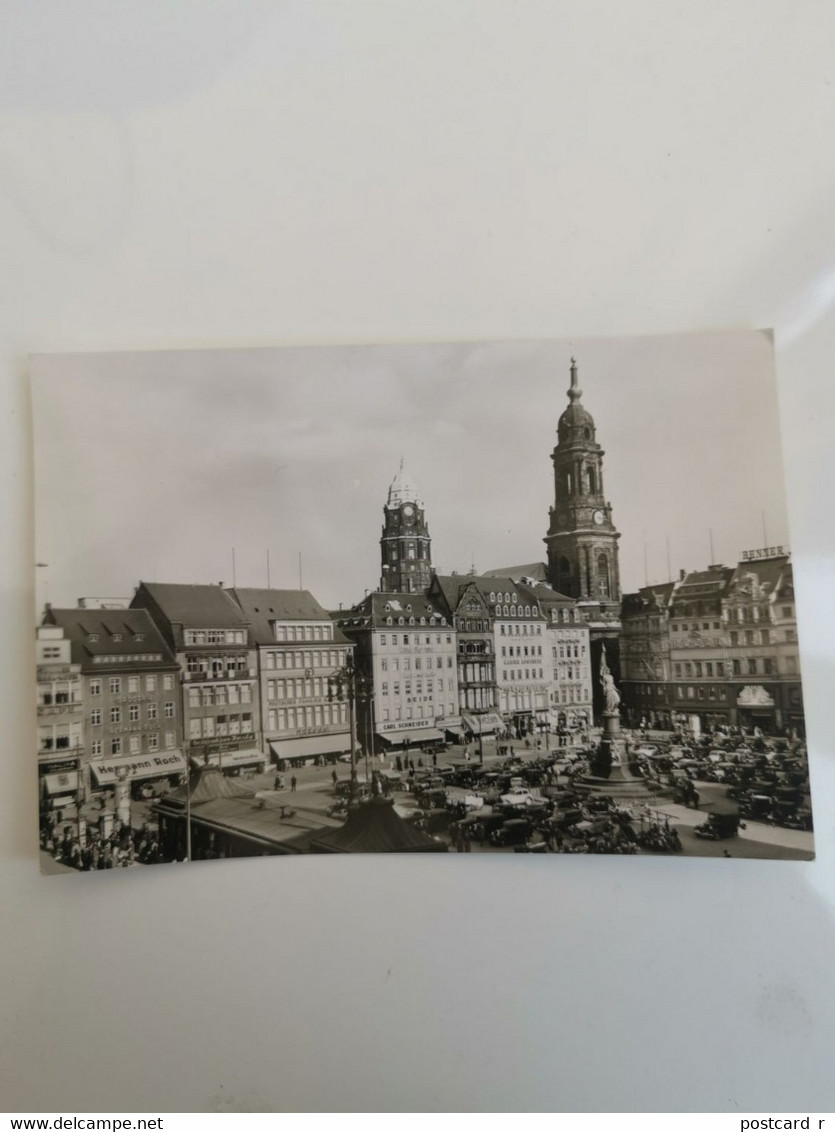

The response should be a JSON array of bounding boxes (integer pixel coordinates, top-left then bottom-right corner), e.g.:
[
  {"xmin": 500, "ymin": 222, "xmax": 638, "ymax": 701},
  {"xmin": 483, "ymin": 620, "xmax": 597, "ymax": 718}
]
[
  {"xmin": 228, "ymin": 588, "xmax": 351, "ymax": 646},
  {"xmin": 155, "ymin": 791, "xmax": 342, "ymax": 853},
  {"xmin": 131, "ymin": 582, "xmax": 250, "ymax": 629},
  {"xmin": 310, "ymin": 797, "xmax": 448, "ymax": 853},
  {"xmin": 163, "ymin": 765, "xmax": 255, "ymax": 805},
  {"xmin": 482, "ymin": 562, "xmax": 548, "ymax": 582},
  {"xmin": 41, "ymin": 606, "xmax": 179, "ymax": 671},
  {"xmin": 336, "ymin": 591, "xmax": 451, "ymax": 631},
  {"xmin": 726, "ymin": 556, "xmax": 790, "ymax": 600}
]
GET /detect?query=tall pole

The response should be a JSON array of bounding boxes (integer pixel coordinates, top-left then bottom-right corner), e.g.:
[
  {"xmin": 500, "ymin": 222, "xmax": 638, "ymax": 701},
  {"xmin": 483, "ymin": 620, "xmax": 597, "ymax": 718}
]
[
  {"xmin": 298, "ymin": 552, "xmax": 303, "ymax": 591},
  {"xmin": 232, "ymin": 547, "xmax": 237, "ymax": 588},
  {"xmin": 186, "ymin": 761, "xmax": 192, "ymax": 862},
  {"xmin": 347, "ymin": 669, "xmax": 358, "ymax": 803},
  {"xmin": 266, "ymin": 549, "xmax": 271, "ymax": 588},
  {"xmin": 666, "ymin": 536, "xmax": 672, "ymax": 583},
  {"xmin": 709, "ymin": 529, "xmax": 715, "ymax": 565},
  {"xmin": 761, "ymin": 510, "xmax": 768, "ymax": 546}
]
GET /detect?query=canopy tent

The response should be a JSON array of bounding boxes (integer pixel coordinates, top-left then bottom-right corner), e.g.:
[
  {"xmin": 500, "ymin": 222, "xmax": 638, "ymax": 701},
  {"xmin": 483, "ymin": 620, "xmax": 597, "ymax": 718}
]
[{"xmin": 310, "ymin": 797, "xmax": 448, "ymax": 853}]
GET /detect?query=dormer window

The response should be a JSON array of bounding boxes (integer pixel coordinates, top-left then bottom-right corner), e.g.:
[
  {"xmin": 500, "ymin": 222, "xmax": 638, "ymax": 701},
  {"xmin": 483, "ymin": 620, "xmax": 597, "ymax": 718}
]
[
  {"xmin": 89, "ymin": 633, "xmax": 99, "ymax": 642},
  {"xmin": 112, "ymin": 633, "xmax": 122, "ymax": 642}
]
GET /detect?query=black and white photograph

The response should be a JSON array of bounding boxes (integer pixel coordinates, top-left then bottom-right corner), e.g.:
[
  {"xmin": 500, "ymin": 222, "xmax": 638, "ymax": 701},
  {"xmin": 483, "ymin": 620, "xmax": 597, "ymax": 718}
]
[{"xmin": 32, "ymin": 328, "xmax": 814, "ymax": 869}]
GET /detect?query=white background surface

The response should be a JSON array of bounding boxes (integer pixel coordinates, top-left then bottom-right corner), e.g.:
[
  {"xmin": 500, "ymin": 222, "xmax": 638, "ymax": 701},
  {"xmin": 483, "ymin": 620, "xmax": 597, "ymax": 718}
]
[{"xmin": 1, "ymin": 1, "xmax": 834, "ymax": 1113}]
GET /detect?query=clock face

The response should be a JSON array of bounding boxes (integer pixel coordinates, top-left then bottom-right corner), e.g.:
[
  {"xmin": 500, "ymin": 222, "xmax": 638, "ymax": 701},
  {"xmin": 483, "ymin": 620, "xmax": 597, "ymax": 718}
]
[
  {"xmin": 592, "ymin": 509, "xmax": 605, "ymax": 526},
  {"xmin": 402, "ymin": 503, "xmax": 414, "ymax": 520}
]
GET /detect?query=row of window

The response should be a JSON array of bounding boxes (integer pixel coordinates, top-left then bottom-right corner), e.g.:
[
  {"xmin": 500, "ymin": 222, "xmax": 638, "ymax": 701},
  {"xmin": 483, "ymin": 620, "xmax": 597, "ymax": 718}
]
[
  {"xmin": 380, "ymin": 656, "xmax": 453, "ymax": 672},
  {"xmin": 378, "ymin": 634, "xmax": 453, "ymax": 647},
  {"xmin": 273, "ymin": 623, "xmax": 334, "ymax": 642},
  {"xmin": 552, "ymin": 644, "xmax": 585, "ymax": 660},
  {"xmin": 266, "ymin": 678, "xmax": 330, "ymax": 702},
  {"xmin": 502, "ymin": 669, "xmax": 545, "ymax": 683},
  {"xmin": 381, "ymin": 678, "xmax": 455, "ymax": 697},
  {"xmin": 188, "ymin": 684, "xmax": 252, "ymax": 707},
  {"xmin": 90, "ymin": 674, "xmax": 175, "ymax": 695},
  {"xmin": 186, "ymin": 655, "xmax": 250, "ymax": 676},
  {"xmin": 91, "ymin": 653, "xmax": 163, "ymax": 664},
  {"xmin": 91, "ymin": 703, "xmax": 175, "ymax": 725},
  {"xmin": 92, "ymin": 732, "xmax": 177, "ymax": 757},
  {"xmin": 499, "ymin": 624, "xmax": 543, "ymax": 637},
  {"xmin": 552, "ymin": 686, "xmax": 589, "ymax": 704},
  {"xmin": 673, "ymin": 657, "xmax": 786, "ymax": 678},
  {"xmin": 268, "ymin": 704, "xmax": 348, "ymax": 732},
  {"xmin": 184, "ymin": 629, "xmax": 246, "ymax": 646},
  {"xmin": 457, "ymin": 620, "xmax": 488, "ymax": 632},
  {"xmin": 379, "ymin": 704, "xmax": 455, "ymax": 722},
  {"xmin": 502, "ymin": 645, "xmax": 543, "ymax": 659},
  {"xmin": 38, "ymin": 688, "xmax": 81, "ymax": 705},
  {"xmin": 554, "ymin": 666, "xmax": 583, "ymax": 682},
  {"xmin": 188, "ymin": 714, "xmax": 253, "ymax": 739},
  {"xmin": 264, "ymin": 649, "xmax": 348, "ymax": 670}
]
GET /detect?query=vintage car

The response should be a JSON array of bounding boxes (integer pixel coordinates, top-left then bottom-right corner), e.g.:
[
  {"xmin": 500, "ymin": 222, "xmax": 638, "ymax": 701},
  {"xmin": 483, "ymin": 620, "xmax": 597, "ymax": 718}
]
[{"xmin": 489, "ymin": 818, "xmax": 534, "ymax": 847}]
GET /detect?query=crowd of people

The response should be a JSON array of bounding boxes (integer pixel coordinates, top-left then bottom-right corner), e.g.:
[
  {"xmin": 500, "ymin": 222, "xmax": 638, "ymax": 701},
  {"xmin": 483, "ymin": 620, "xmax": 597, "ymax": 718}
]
[{"xmin": 40, "ymin": 810, "xmax": 159, "ymax": 870}]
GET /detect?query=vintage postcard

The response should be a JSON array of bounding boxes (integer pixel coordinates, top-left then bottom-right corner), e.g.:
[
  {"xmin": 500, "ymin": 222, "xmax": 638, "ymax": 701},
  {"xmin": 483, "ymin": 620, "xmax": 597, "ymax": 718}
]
[{"xmin": 31, "ymin": 330, "xmax": 813, "ymax": 869}]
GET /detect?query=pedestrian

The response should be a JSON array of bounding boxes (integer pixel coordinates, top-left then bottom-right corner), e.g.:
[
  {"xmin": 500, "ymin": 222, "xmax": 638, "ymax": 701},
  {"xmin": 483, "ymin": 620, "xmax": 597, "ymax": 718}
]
[
  {"xmin": 274, "ymin": 773, "xmax": 282, "ymax": 791},
  {"xmin": 432, "ymin": 751, "xmax": 437, "ymax": 767},
  {"xmin": 331, "ymin": 768, "xmax": 338, "ymax": 786},
  {"xmin": 290, "ymin": 775, "xmax": 297, "ymax": 792}
]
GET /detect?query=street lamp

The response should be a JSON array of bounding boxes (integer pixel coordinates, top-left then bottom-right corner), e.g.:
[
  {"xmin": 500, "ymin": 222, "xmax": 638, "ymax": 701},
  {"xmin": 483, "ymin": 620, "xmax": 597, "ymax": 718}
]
[{"xmin": 328, "ymin": 654, "xmax": 374, "ymax": 806}]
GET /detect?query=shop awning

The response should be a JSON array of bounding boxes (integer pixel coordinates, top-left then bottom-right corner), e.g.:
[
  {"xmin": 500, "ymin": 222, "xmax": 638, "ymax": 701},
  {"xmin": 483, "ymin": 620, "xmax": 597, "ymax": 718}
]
[
  {"xmin": 90, "ymin": 751, "xmax": 186, "ymax": 786},
  {"xmin": 270, "ymin": 734, "xmax": 350, "ymax": 760},
  {"xmin": 42, "ymin": 770, "xmax": 79, "ymax": 795},
  {"xmin": 461, "ymin": 713, "xmax": 504, "ymax": 735},
  {"xmin": 189, "ymin": 748, "xmax": 266, "ymax": 769},
  {"xmin": 377, "ymin": 727, "xmax": 444, "ymax": 746}
]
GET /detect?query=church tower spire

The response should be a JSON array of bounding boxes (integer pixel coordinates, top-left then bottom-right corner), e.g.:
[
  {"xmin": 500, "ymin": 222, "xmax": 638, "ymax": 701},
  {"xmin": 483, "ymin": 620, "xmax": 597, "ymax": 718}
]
[
  {"xmin": 544, "ymin": 359, "xmax": 622, "ymax": 611},
  {"xmin": 380, "ymin": 462, "xmax": 433, "ymax": 593}
]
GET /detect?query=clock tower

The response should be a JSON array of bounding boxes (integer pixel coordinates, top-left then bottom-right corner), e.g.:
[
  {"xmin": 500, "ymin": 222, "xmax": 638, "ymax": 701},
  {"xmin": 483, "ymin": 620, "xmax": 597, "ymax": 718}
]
[
  {"xmin": 380, "ymin": 459, "xmax": 433, "ymax": 594},
  {"xmin": 545, "ymin": 358, "xmax": 622, "ymax": 617}
]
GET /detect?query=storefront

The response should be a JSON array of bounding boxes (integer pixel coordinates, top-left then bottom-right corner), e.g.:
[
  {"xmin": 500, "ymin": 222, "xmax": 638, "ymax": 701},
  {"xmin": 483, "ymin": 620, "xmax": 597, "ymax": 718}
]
[
  {"xmin": 461, "ymin": 712, "xmax": 504, "ymax": 737},
  {"xmin": 269, "ymin": 733, "xmax": 351, "ymax": 768},
  {"xmin": 40, "ymin": 769, "xmax": 80, "ymax": 812},
  {"xmin": 90, "ymin": 751, "xmax": 187, "ymax": 790},
  {"xmin": 735, "ymin": 685, "xmax": 778, "ymax": 734},
  {"xmin": 375, "ymin": 723, "xmax": 445, "ymax": 749},
  {"xmin": 189, "ymin": 748, "xmax": 266, "ymax": 774}
]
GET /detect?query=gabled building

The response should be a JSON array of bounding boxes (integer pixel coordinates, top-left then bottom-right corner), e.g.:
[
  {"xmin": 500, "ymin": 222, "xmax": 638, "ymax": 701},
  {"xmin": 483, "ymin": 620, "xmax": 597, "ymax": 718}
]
[
  {"xmin": 484, "ymin": 577, "xmax": 550, "ymax": 738},
  {"xmin": 42, "ymin": 605, "xmax": 184, "ymax": 798},
  {"xmin": 335, "ymin": 593, "xmax": 459, "ymax": 751},
  {"xmin": 228, "ymin": 588, "xmax": 354, "ymax": 768},
  {"xmin": 532, "ymin": 585, "xmax": 594, "ymax": 737},
  {"xmin": 722, "ymin": 552, "xmax": 803, "ymax": 734},
  {"xmin": 619, "ymin": 581, "xmax": 676, "ymax": 729},
  {"xmin": 429, "ymin": 574, "xmax": 503, "ymax": 738},
  {"xmin": 131, "ymin": 583, "xmax": 263, "ymax": 773},
  {"xmin": 667, "ymin": 565, "xmax": 735, "ymax": 731}
]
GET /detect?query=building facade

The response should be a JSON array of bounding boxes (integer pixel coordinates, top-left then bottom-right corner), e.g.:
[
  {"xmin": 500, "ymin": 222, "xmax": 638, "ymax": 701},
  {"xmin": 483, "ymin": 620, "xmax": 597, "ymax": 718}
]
[
  {"xmin": 229, "ymin": 588, "xmax": 354, "ymax": 768},
  {"xmin": 534, "ymin": 587, "xmax": 594, "ymax": 737},
  {"xmin": 379, "ymin": 461, "xmax": 433, "ymax": 594},
  {"xmin": 619, "ymin": 582, "xmax": 676, "ymax": 728},
  {"xmin": 429, "ymin": 574, "xmax": 503, "ymax": 738},
  {"xmin": 36, "ymin": 624, "xmax": 84, "ymax": 811},
  {"xmin": 42, "ymin": 606, "xmax": 185, "ymax": 797},
  {"xmin": 336, "ymin": 593, "xmax": 459, "ymax": 750},
  {"xmin": 131, "ymin": 583, "xmax": 263, "ymax": 773},
  {"xmin": 488, "ymin": 578, "xmax": 550, "ymax": 737},
  {"xmin": 619, "ymin": 550, "xmax": 804, "ymax": 736}
]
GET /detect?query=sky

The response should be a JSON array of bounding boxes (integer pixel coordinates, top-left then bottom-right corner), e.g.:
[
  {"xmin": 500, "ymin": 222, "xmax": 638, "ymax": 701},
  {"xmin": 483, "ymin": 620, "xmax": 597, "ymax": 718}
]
[{"xmin": 31, "ymin": 328, "xmax": 790, "ymax": 613}]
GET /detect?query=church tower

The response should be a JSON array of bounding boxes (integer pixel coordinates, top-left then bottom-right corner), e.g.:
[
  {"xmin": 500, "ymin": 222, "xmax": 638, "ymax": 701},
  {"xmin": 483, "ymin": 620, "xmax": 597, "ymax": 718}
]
[
  {"xmin": 380, "ymin": 460, "xmax": 433, "ymax": 593},
  {"xmin": 545, "ymin": 359, "xmax": 621, "ymax": 617}
]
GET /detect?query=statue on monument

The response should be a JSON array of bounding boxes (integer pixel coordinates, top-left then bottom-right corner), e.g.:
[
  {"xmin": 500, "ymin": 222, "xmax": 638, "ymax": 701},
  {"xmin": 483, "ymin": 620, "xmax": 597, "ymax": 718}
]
[{"xmin": 600, "ymin": 645, "xmax": 621, "ymax": 715}]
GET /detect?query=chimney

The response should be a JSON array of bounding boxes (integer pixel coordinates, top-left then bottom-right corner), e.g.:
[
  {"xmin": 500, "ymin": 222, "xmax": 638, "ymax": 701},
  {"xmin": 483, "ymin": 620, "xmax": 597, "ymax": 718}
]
[{"xmin": 679, "ymin": 569, "xmax": 686, "ymax": 581}]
